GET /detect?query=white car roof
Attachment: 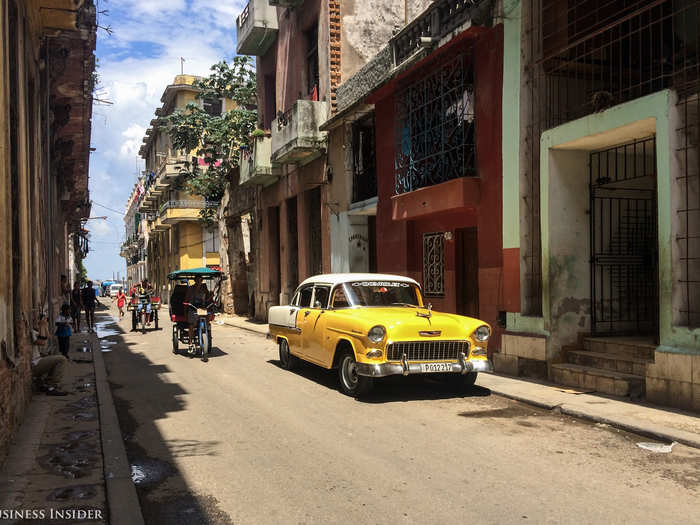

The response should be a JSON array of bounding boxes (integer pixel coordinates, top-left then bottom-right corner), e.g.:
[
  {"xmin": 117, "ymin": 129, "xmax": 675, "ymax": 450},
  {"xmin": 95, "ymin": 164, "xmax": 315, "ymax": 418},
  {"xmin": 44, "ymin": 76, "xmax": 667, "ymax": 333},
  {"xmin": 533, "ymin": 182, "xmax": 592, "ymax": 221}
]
[{"xmin": 297, "ymin": 273, "xmax": 420, "ymax": 288}]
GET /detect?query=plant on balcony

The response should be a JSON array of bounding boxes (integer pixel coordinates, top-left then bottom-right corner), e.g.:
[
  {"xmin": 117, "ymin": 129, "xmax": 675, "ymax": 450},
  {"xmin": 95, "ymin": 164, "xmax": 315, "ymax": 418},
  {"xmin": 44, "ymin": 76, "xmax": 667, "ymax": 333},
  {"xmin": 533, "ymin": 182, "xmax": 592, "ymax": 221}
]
[{"xmin": 164, "ymin": 57, "xmax": 257, "ymax": 225}]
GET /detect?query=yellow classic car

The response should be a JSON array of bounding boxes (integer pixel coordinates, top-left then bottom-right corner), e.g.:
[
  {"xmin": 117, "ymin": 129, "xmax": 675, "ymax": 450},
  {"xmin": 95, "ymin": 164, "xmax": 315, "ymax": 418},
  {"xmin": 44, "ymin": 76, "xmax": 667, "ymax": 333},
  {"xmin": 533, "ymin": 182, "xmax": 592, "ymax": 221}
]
[{"xmin": 268, "ymin": 273, "xmax": 493, "ymax": 396}]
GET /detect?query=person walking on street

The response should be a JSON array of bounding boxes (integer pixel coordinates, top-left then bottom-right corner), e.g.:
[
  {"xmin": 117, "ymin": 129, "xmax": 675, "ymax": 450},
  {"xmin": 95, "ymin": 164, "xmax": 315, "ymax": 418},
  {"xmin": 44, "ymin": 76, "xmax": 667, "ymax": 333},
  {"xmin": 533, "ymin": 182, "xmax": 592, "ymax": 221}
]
[
  {"xmin": 70, "ymin": 281, "xmax": 83, "ymax": 333},
  {"xmin": 114, "ymin": 287, "xmax": 126, "ymax": 320},
  {"xmin": 55, "ymin": 303, "xmax": 72, "ymax": 360},
  {"xmin": 82, "ymin": 280, "xmax": 97, "ymax": 333}
]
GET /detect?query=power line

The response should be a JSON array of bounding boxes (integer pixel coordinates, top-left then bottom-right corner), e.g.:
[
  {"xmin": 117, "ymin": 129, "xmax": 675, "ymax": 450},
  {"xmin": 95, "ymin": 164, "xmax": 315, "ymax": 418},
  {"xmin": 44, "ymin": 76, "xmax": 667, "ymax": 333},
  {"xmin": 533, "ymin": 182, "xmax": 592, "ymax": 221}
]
[{"xmin": 92, "ymin": 201, "xmax": 125, "ymax": 215}]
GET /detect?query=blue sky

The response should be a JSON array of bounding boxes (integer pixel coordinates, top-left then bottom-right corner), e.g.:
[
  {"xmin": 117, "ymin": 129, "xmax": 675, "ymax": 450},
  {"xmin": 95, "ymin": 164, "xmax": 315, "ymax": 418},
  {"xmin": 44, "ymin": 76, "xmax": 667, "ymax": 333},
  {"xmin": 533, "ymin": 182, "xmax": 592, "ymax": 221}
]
[{"xmin": 84, "ymin": 0, "xmax": 245, "ymax": 280}]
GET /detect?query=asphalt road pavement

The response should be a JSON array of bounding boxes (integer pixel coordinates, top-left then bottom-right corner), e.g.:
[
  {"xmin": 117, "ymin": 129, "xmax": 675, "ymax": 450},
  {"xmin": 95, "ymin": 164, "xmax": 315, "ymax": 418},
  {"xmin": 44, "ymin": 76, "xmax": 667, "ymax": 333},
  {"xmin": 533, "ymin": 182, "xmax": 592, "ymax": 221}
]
[{"xmin": 98, "ymin": 308, "xmax": 700, "ymax": 524}]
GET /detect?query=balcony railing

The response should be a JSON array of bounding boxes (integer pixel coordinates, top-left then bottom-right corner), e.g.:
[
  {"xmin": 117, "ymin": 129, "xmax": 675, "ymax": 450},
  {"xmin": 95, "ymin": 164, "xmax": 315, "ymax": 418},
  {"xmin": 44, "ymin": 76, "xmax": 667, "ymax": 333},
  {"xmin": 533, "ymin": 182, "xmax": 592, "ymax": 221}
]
[
  {"xmin": 159, "ymin": 199, "xmax": 219, "ymax": 224},
  {"xmin": 237, "ymin": 0, "xmax": 278, "ymax": 56},
  {"xmin": 271, "ymin": 100, "xmax": 329, "ymax": 164},
  {"xmin": 239, "ymin": 136, "xmax": 280, "ymax": 186},
  {"xmin": 390, "ymin": 0, "xmax": 489, "ymax": 67}
]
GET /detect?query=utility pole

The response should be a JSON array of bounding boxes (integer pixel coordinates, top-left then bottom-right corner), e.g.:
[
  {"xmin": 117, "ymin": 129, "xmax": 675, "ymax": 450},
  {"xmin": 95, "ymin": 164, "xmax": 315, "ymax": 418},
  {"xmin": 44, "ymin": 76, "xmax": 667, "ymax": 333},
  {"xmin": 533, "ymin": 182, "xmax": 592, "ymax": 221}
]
[{"xmin": 180, "ymin": 57, "xmax": 185, "ymax": 75}]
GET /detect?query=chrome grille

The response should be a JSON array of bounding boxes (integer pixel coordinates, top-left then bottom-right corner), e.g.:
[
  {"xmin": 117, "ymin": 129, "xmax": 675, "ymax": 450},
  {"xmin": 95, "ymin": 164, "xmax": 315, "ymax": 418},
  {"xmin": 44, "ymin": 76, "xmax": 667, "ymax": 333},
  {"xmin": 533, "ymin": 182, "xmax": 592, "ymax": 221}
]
[{"xmin": 386, "ymin": 340, "xmax": 468, "ymax": 361}]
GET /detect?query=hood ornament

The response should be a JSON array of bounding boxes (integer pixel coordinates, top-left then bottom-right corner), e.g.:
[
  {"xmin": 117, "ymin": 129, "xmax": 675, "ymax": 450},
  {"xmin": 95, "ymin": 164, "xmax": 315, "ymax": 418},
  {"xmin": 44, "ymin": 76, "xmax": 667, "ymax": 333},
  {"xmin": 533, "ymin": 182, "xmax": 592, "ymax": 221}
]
[
  {"xmin": 416, "ymin": 303, "xmax": 432, "ymax": 319},
  {"xmin": 419, "ymin": 330, "xmax": 441, "ymax": 337}
]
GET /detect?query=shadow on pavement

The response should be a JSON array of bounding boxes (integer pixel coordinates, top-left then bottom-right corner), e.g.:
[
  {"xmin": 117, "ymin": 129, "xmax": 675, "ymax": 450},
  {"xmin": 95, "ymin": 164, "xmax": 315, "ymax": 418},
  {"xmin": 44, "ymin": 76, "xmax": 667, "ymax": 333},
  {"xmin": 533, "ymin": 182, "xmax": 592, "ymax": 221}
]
[
  {"xmin": 266, "ymin": 359, "xmax": 492, "ymax": 402},
  {"xmin": 96, "ymin": 312, "xmax": 231, "ymax": 524},
  {"xmin": 172, "ymin": 346, "xmax": 228, "ymax": 360}
]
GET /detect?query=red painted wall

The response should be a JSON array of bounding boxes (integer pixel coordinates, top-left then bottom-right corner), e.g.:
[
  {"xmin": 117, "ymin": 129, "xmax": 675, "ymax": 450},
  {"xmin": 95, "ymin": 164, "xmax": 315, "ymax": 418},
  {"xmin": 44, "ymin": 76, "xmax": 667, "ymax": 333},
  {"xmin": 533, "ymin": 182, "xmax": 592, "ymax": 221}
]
[{"xmin": 373, "ymin": 25, "xmax": 504, "ymax": 349}]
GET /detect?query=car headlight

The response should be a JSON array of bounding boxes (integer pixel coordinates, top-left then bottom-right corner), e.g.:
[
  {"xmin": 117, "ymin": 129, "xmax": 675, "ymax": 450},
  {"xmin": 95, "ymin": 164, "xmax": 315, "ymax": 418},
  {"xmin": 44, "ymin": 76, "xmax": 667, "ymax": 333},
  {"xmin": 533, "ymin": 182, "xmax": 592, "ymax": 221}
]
[
  {"xmin": 473, "ymin": 325, "xmax": 490, "ymax": 342},
  {"xmin": 368, "ymin": 325, "xmax": 386, "ymax": 343}
]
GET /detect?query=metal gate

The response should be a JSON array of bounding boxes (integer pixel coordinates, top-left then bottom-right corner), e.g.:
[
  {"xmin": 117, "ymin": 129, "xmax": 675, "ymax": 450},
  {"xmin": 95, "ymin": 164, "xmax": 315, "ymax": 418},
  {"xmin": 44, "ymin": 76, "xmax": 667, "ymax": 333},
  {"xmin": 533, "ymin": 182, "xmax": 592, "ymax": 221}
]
[{"xmin": 590, "ymin": 137, "xmax": 658, "ymax": 335}]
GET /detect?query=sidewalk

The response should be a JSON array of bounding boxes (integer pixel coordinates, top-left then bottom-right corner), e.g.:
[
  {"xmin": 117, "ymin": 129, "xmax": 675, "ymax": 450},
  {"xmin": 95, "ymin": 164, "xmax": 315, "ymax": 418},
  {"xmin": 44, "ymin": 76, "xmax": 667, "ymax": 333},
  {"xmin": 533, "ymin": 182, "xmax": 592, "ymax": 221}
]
[
  {"xmin": 219, "ymin": 318, "xmax": 700, "ymax": 448},
  {"xmin": 0, "ymin": 313, "xmax": 143, "ymax": 525},
  {"xmin": 216, "ymin": 313, "xmax": 269, "ymax": 336}
]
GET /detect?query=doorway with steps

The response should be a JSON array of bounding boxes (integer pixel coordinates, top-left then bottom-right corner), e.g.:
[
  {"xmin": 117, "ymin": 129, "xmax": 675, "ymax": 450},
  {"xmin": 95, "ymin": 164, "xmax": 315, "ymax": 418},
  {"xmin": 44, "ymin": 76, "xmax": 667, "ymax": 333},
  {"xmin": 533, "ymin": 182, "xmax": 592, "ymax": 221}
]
[{"xmin": 551, "ymin": 137, "xmax": 661, "ymax": 398}]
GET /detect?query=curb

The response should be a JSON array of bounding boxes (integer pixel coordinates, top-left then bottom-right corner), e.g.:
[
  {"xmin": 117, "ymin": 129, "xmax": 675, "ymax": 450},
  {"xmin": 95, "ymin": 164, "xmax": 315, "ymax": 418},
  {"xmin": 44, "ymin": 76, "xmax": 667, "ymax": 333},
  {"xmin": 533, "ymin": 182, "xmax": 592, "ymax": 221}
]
[
  {"xmin": 220, "ymin": 320, "xmax": 268, "ymax": 337},
  {"xmin": 92, "ymin": 331, "xmax": 145, "ymax": 525},
  {"xmin": 487, "ymin": 384, "xmax": 700, "ymax": 450}
]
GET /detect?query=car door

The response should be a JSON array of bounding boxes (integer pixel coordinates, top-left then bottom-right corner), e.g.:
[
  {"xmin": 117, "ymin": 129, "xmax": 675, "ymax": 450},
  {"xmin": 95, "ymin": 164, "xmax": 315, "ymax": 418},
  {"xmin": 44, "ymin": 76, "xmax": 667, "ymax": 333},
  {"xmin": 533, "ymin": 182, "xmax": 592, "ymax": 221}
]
[
  {"xmin": 301, "ymin": 284, "xmax": 331, "ymax": 366},
  {"xmin": 292, "ymin": 285, "xmax": 314, "ymax": 358}
]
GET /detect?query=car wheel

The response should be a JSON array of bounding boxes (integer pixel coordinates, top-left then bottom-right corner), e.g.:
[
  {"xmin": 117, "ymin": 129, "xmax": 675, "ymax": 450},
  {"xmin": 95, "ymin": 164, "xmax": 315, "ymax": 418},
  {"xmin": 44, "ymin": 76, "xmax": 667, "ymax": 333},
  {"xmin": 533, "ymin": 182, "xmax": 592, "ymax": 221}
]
[
  {"xmin": 172, "ymin": 326, "xmax": 178, "ymax": 354},
  {"xmin": 278, "ymin": 339, "xmax": 298, "ymax": 370},
  {"xmin": 338, "ymin": 352, "xmax": 373, "ymax": 397},
  {"xmin": 443, "ymin": 372, "xmax": 478, "ymax": 392}
]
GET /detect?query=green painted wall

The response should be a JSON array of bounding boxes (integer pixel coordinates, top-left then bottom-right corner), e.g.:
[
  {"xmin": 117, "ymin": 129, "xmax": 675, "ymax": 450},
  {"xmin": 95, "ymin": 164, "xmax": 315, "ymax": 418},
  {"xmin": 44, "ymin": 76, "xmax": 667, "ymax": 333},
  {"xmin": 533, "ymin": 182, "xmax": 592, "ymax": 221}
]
[{"xmin": 539, "ymin": 90, "xmax": 699, "ymax": 354}]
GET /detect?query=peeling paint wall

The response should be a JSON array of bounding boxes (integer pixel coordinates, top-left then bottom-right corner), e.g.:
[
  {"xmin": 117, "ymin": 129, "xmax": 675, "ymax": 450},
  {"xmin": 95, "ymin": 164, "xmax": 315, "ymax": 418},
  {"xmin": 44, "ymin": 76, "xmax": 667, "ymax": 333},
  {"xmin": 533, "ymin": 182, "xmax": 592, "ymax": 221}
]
[{"xmin": 544, "ymin": 150, "xmax": 591, "ymax": 358}]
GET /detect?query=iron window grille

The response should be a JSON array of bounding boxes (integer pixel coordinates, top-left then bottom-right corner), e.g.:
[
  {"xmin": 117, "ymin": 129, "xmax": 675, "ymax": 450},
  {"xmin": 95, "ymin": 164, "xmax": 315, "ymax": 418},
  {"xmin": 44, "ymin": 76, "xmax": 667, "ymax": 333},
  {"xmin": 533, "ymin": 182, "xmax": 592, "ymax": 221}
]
[
  {"xmin": 423, "ymin": 232, "xmax": 445, "ymax": 296},
  {"xmin": 394, "ymin": 54, "xmax": 476, "ymax": 195},
  {"xmin": 523, "ymin": 0, "xmax": 700, "ymax": 323}
]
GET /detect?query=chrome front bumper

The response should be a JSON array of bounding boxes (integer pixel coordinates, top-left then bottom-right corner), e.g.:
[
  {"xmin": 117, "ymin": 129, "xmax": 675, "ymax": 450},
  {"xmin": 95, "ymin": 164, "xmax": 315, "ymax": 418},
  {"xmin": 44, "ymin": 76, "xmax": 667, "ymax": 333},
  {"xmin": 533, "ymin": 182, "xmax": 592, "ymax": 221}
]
[{"xmin": 356, "ymin": 352, "xmax": 493, "ymax": 378}]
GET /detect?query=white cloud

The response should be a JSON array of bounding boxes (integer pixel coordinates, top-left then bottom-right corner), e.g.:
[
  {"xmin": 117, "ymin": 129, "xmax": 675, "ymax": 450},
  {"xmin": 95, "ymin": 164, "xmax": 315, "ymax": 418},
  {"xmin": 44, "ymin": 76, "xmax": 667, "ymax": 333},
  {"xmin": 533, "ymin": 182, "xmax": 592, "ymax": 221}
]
[{"xmin": 86, "ymin": 0, "xmax": 244, "ymax": 278}]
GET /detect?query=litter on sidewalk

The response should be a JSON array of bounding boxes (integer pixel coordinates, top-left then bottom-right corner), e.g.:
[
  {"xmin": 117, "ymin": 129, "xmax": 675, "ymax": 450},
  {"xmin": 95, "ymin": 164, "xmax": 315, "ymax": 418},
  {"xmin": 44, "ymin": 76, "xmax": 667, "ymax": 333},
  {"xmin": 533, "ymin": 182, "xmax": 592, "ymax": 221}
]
[{"xmin": 636, "ymin": 442, "xmax": 678, "ymax": 453}]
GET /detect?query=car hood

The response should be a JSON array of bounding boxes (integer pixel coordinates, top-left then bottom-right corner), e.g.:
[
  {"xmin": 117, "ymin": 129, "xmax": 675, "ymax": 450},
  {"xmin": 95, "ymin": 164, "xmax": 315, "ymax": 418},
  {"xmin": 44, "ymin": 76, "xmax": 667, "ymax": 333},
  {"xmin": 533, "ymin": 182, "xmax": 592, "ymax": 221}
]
[{"xmin": 333, "ymin": 307, "xmax": 484, "ymax": 341}]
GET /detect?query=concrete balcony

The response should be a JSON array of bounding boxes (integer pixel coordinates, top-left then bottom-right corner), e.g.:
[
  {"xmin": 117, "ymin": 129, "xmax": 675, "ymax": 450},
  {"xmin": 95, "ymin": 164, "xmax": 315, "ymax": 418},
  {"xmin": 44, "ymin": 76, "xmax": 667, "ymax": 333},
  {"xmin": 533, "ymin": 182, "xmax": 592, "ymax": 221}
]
[
  {"xmin": 269, "ymin": 0, "xmax": 304, "ymax": 6},
  {"xmin": 152, "ymin": 216, "xmax": 170, "ymax": 231},
  {"xmin": 239, "ymin": 136, "xmax": 280, "ymax": 186},
  {"xmin": 271, "ymin": 100, "xmax": 329, "ymax": 165},
  {"xmin": 237, "ymin": 0, "xmax": 278, "ymax": 56},
  {"xmin": 159, "ymin": 199, "xmax": 218, "ymax": 224}
]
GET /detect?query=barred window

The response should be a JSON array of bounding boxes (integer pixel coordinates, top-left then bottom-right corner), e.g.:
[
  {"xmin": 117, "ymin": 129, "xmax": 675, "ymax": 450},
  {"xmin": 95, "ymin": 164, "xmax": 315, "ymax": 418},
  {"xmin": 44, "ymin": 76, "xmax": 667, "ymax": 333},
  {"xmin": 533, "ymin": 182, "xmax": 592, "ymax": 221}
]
[
  {"xmin": 395, "ymin": 54, "xmax": 475, "ymax": 195},
  {"xmin": 423, "ymin": 232, "xmax": 445, "ymax": 296}
]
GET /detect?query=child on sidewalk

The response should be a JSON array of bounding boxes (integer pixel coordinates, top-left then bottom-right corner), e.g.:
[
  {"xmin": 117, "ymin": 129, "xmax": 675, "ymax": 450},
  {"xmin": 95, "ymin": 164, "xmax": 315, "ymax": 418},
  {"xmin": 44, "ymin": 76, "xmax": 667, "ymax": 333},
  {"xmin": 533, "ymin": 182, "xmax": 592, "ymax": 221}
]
[{"xmin": 55, "ymin": 304, "xmax": 72, "ymax": 359}]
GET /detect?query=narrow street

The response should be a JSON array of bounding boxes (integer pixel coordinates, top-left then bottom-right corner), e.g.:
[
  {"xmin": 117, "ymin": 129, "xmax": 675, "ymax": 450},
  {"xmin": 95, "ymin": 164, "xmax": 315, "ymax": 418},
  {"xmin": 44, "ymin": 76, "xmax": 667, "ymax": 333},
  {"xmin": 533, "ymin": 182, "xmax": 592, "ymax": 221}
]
[{"xmin": 98, "ymin": 307, "xmax": 699, "ymax": 524}]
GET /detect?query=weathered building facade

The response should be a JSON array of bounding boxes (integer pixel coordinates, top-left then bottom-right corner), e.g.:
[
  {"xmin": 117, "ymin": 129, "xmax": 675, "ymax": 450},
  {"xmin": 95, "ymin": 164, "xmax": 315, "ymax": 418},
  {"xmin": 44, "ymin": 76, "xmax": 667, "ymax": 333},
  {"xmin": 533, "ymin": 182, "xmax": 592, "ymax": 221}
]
[
  {"xmin": 0, "ymin": 0, "xmax": 96, "ymax": 458},
  {"xmin": 236, "ymin": 0, "xmax": 423, "ymax": 319},
  {"xmin": 495, "ymin": 0, "xmax": 700, "ymax": 411},
  {"xmin": 321, "ymin": 0, "xmax": 506, "ymax": 347},
  {"xmin": 133, "ymin": 75, "xmax": 224, "ymax": 302}
]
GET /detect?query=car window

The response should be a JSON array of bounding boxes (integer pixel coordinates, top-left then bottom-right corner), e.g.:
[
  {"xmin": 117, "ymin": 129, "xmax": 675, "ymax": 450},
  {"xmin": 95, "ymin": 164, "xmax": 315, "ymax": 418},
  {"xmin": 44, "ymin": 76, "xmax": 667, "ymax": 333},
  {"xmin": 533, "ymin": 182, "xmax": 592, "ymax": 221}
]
[
  {"xmin": 332, "ymin": 286, "xmax": 350, "ymax": 308},
  {"xmin": 291, "ymin": 291, "xmax": 300, "ymax": 306},
  {"xmin": 312, "ymin": 285, "xmax": 331, "ymax": 309},
  {"xmin": 298, "ymin": 286, "xmax": 313, "ymax": 308},
  {"xmin": 345, "ymin": 281, "xmax": 421, "ymax": 306}
]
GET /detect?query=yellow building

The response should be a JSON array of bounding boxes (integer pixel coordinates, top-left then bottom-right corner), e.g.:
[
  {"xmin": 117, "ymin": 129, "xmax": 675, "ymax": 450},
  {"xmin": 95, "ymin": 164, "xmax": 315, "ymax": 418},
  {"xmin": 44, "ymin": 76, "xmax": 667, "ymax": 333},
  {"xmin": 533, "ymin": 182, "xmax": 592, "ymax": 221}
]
[{"xmin": 135, "ymin": 75, "xmax": 228, "ymax": 301}]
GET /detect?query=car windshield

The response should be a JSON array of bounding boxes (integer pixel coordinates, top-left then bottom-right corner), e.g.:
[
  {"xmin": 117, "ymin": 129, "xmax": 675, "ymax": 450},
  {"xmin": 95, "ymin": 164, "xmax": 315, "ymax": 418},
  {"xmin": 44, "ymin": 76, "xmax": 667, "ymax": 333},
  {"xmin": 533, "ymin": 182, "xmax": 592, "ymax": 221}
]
[{"xmin": 342, "ymin": 280, "xmax": 421, "ymax": 307}]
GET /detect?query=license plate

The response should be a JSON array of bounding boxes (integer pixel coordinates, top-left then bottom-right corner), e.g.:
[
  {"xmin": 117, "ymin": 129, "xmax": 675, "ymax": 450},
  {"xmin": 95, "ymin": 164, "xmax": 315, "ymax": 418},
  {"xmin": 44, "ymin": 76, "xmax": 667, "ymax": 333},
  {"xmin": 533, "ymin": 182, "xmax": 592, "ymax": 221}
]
[{"xmin": 420, "ymin": 362, "xmax": 453, "ymax": 373}]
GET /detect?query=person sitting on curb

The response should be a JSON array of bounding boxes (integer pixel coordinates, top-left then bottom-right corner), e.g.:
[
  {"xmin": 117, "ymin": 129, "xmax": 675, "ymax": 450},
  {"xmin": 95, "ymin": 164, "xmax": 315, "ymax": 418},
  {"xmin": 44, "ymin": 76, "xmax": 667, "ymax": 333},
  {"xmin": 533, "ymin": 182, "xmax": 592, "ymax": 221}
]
[{"xmin": 32, "ymin": 347, "xmax": 69, "ymax": 396}]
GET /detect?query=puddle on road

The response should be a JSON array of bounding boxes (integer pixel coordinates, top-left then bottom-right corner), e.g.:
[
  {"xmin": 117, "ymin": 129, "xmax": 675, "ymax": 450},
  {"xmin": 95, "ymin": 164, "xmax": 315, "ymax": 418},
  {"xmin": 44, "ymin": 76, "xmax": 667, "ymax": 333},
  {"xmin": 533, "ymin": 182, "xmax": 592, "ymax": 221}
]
[
  {"xmin": 58, "ymin": 395, "xmax": 97, "ymax": 412},
  {"xmin": 94, "ymin": 318, "xmax": 120, "ymax": 339},
  {"xmin": 47, "ymin": 484, "xmax": 97, "ymax": 501},
  {"xmin": 38, "ymin": 440, "xmax": 99, "ymax": 479},
  {"xmin": 100, "ymin": 340, "xmax": 117, "ymax": 352},
  {"xmin": 130, "ymin": 457, "xmax": 175, "ymax": 488},
  {"xmin": 64, "ymin": 430, "xmax": 97, "ymax": 442}
]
